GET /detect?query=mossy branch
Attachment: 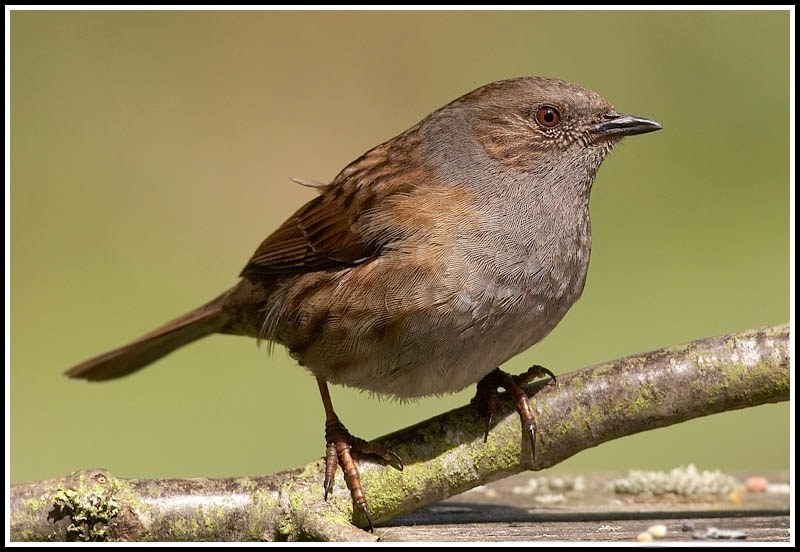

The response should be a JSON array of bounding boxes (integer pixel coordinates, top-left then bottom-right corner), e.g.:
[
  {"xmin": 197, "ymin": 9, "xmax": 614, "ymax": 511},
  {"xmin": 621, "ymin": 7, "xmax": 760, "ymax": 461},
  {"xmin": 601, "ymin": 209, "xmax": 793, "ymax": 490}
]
[{"xmin": 11, "ymin": 323, "xmax": 790, "ymax": 542}]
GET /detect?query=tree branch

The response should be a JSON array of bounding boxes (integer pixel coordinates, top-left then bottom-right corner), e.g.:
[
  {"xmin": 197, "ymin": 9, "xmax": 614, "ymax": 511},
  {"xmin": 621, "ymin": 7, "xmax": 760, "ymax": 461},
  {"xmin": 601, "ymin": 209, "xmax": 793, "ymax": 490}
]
[{"xmin": 10, "ymin": 323, "xmax": 790, "ymax": 542}]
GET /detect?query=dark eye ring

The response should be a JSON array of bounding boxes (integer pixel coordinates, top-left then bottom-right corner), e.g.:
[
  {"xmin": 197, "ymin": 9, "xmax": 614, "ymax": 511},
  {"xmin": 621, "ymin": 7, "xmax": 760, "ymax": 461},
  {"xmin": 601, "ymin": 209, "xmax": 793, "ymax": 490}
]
[{"xmin": 535, "ymin": 106, "xmax": 561, "ymax": 128}]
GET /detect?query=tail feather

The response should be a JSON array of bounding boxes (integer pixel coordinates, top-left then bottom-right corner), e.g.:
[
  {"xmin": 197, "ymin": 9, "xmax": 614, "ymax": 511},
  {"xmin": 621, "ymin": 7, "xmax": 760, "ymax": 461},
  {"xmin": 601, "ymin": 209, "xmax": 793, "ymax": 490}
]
[{"xmin": 65, "ymin": 292, "xmax": 231, "ymax": 381}]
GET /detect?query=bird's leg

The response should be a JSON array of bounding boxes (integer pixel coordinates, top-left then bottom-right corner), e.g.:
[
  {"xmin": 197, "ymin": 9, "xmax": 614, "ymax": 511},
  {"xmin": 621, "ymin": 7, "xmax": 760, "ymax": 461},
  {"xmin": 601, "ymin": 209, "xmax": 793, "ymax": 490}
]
[
  {"xmin": 471, "ymin": 365, "xmax": 557, "ymax": 461},
  {"xmin": 317, "ymin": 377, "xmax": 403, "ymax": 532}
]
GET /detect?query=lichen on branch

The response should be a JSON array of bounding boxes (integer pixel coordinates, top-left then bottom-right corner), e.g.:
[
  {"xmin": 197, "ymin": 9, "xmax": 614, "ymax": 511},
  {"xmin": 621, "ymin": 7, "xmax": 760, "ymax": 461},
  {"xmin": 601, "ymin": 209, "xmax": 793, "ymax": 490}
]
[{"xmin": 10, "ymin": 323, "xmax": 790, "ymax": 542}]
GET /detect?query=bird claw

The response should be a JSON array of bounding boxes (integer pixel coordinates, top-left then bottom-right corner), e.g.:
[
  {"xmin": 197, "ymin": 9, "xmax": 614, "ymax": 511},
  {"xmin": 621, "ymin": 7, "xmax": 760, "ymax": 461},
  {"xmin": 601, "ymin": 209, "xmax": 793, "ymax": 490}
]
[
  {"xmin": 528, "ymin": 425, "xmax": 537, "ymax": 462},
  {"xmin": 362, "ymin": 503, "xmax": 374, "ymax": 533},
  {"xmin": 483, "ymin": 411, "xmax": 493, "ymax": 444},
  {"xmin": 515, "ymin": 364, "xmax": 557, "ymax": 387},
  {"xmin": 473, "ymin": 365, "xmax": 554, "ymax": 462},
  {"xmin": 387, "ymin": 450, "xmax": 404, "ymax": 472},
  {"xmin": 322, "ymin": 419, "xmax": 402, "ymax": 531}
]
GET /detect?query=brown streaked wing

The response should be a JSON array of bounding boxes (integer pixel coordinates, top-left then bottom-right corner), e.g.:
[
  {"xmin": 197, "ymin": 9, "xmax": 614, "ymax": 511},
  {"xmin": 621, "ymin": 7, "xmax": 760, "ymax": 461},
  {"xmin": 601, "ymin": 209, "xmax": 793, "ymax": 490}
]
[
  {"xmin": 240, "ymin": 127, "xmax": 427, "ymax": 278},
  {"xmin": 239, "ymin": 192, "xmax": 378, "ymax": 277}
]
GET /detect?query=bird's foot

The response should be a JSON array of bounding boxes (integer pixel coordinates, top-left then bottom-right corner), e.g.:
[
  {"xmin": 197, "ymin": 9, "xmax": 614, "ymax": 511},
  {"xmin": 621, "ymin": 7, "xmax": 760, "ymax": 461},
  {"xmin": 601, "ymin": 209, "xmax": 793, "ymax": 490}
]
[
  {"xmin": 323, "ymin": 419, "xmax": 403, "ymax": 532},
  {"xmin": 471, "ymin": 365, "xmax": 557, "ymax": 461}
]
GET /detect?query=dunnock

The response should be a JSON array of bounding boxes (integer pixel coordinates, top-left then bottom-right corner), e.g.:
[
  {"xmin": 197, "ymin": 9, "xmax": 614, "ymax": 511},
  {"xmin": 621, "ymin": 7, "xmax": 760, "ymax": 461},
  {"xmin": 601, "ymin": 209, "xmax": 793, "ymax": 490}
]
[{"xmin": 66, "ymin": 76, "xmax": 661, "ymax": 530}]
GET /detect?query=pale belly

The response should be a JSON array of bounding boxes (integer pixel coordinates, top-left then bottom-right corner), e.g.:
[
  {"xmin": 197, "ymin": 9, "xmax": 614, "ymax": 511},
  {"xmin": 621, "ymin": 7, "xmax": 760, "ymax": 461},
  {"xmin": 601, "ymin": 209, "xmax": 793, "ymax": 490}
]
[{"xmin": 290, "ymin": 254, "xmax": 587, "ymax": 399}]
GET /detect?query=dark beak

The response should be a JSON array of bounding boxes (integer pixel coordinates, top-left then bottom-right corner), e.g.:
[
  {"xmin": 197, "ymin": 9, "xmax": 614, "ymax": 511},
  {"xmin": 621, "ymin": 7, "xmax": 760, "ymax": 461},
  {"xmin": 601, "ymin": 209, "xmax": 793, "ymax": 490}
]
[{"xmin": 591, "ymin": 110, "xmax": 662, "ymax": 141}]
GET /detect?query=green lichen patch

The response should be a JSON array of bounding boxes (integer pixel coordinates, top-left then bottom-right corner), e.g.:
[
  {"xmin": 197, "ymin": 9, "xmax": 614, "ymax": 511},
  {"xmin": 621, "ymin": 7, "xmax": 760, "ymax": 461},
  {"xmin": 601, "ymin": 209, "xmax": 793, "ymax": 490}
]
[
  {"xmin": 166, "ymin": 517, "xmax": 201, "ymax": 540},
  {"xmin": 15, "ymin": 529, "xmax": 38, "ymax": 542},
  {"xmin": 235, "ymin": 477, "xmax": 258, "ymax": 492},
  {"xmin": 244, "ymin": 489, "xmax": 281, "ymax": 540},
  {"xmin": 48, "ymin": 487, "xmax": 120, "ymax": 542},
  {"xmin": 275, "ymin": 513, "xmax": 295, "ymax": 541}
]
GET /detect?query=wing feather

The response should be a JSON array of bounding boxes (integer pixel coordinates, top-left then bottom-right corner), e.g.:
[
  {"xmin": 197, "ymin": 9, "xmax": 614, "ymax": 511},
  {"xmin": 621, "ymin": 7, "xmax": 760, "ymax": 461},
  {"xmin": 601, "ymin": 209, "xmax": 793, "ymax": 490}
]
[
  {"xmin": 241, "ymin": 127, "xmax": 426, "ymax": 278},
  {"xmin": 242, "ymin": 163, "xmax": 386, "ymax": 276}
]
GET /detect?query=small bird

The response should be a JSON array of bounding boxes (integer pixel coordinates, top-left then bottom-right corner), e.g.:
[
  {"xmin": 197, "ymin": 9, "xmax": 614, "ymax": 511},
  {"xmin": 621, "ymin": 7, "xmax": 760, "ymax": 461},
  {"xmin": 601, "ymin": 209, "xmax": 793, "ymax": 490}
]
[{"xmin": 65, "ymin": 76, "xmax": 661, "ymax": 530}]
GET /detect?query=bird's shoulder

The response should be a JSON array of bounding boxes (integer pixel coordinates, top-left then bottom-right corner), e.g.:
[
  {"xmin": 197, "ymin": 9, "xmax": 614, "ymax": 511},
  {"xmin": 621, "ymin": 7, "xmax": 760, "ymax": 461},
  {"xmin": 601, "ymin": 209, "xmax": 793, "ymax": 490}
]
[{"xmin": 240, "ymin": 127, "xmax": 464, "ymax": 278}]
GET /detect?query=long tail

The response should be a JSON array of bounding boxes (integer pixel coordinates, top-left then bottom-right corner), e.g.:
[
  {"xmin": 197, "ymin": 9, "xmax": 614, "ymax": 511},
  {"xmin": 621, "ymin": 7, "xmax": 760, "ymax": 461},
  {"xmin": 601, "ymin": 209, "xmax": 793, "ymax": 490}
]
[{"xmin": 64, "ymin": 289, "xmax": 234, "ymax": 381}]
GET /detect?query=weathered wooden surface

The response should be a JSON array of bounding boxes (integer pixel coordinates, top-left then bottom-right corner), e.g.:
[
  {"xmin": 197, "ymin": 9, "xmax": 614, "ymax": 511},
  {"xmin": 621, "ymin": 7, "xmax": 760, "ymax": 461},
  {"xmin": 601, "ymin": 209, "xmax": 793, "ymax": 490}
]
[{"xmin": 376, "ymin": 471, "xmax": 791, "ymax": 542}]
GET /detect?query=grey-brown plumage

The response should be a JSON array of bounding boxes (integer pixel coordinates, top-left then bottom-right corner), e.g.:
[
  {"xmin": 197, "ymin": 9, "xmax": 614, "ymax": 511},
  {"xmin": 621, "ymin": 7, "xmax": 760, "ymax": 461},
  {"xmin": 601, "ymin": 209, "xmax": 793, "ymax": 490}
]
[
  {"xmin": 67, "ymin": 77, "xmax": 660, "ymax": 393},
  {"xmin": 65, "ymin": 77, "xmax": 661, "ymax": 528}
]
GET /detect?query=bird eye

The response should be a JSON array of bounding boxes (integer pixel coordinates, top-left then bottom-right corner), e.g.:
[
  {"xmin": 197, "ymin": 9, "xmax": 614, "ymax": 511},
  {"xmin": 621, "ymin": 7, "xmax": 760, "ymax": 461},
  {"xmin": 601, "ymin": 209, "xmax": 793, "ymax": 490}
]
[{"xmin": 535, "ymin": 106, "xmax": 561, "ymax": 128}]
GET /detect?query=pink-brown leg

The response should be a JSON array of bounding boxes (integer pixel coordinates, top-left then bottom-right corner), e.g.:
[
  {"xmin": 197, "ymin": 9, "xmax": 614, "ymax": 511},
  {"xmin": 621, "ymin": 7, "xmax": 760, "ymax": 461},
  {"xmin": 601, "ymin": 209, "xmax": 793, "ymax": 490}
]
[{"xmin": 317, "ymin": 378, "xmax": 402, "ymax": 532}]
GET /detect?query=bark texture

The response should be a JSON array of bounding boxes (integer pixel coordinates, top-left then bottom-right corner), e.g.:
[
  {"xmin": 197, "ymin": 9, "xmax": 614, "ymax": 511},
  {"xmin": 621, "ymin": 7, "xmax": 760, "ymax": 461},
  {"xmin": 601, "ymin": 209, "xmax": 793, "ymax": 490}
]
[{"xmin": 10, "ymin": 323, "xmax": 790, "ymax": 542}]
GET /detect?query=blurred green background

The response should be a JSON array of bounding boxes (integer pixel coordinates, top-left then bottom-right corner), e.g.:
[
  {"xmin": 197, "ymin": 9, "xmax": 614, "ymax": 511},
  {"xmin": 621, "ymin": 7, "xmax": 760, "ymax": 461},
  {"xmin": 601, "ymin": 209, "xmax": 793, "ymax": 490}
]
[{"xmin": 11, "ymin": 10, "xmax": 789, "ymax": 485}]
